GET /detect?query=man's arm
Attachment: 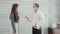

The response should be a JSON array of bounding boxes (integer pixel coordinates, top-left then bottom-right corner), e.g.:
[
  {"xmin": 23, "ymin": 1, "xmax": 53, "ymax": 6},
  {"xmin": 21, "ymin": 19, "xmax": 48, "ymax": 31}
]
[
  {"xmin": 39, "ymin": 12, "xmax": 45, "ymax": 27},
  {"xmin": 37, "ymin": 12, "xmax": 45, "ymax": 29}
]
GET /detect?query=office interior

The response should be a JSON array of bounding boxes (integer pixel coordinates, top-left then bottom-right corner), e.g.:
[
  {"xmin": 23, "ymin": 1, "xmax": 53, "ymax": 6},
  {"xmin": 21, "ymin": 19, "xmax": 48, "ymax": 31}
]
[{"xmin": 0, "ymin": 0, "xmax": 60, "ymax": 34}]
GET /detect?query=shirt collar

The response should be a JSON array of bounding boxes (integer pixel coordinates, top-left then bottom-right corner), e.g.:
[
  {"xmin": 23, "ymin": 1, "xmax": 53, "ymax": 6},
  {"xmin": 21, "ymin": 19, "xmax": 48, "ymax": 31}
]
[{"xmin": 35, "ymin": 9, "xmax": 40, "ymax": 14}]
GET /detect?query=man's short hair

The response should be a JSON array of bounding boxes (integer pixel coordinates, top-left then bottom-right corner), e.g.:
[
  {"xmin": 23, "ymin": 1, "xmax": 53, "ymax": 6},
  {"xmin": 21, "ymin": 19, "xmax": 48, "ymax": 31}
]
[{"xmin": 34, "ymin": 3, "xmax": 39, "ymax": 8}]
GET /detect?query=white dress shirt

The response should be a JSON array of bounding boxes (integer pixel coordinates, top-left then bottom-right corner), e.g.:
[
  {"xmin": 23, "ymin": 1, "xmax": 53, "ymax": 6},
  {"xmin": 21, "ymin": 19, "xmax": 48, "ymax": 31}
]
[{"xmin": 29, "ymin": 9, "xmax": 45, "ymax": 29}]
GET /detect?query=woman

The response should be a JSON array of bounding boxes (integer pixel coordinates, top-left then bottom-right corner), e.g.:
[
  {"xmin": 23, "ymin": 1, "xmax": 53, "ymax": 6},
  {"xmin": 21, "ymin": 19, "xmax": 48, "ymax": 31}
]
[{"xmin": 10, "ymin": 3, "xmax": 19, "ymax": 34}]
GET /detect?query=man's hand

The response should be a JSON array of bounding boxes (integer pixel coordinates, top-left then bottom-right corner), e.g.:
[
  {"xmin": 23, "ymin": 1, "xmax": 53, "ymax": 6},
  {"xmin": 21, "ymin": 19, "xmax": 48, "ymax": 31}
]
[
  {"xmin": 32, "ymin": 25, "xmax": 37, "ymax": 29},
  {"xmin": 32, "ymin": 23, "xmax": 37, "ymax": 29},
  {"xmin": 25, "ymin": 16, "xmax": 30, "ymax": 21}
]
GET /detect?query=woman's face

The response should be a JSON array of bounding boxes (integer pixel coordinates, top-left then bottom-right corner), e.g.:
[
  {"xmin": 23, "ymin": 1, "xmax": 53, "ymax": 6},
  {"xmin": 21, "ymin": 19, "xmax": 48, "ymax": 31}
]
[{"xmin": 16, "ymin": 6, "xmax": 18, "ymax": 12}]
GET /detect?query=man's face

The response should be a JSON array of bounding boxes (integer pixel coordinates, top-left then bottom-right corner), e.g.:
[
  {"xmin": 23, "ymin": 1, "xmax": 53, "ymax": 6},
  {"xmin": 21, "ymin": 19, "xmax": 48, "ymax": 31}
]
[{"xmin": 33, "ymin": 5, "xmax": 38, "ymax": 11}]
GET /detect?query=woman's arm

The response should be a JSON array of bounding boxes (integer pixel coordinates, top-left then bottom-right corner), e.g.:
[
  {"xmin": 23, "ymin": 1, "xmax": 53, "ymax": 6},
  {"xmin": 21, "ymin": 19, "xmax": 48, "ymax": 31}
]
[{"xmin": 10, "ymin": 13, "xmax": 12, "ymax": 20}]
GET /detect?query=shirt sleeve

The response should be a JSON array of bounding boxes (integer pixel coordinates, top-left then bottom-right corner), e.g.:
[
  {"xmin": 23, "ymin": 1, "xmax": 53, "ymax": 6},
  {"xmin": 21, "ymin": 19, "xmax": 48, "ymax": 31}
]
[
  {"xmin": 10, "ymin": 13, "xmax": 14, "ymax": 20},
  {"xmin": 10, "ymin": 14, "xmax": 11, "ymax": 20},
  {"xmin": 40, "ymin": 12, "xmax": 45, "ymax": 23},
  {"xmin": 37, "ymin": 12, "xmax": 45, "ymax": 29}
]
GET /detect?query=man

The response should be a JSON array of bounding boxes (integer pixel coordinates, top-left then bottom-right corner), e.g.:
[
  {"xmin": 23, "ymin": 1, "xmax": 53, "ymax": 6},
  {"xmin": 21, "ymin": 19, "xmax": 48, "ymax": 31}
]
[{"xmin": 25, "ymin": 3, "xmax": 45, "ymax": 34}]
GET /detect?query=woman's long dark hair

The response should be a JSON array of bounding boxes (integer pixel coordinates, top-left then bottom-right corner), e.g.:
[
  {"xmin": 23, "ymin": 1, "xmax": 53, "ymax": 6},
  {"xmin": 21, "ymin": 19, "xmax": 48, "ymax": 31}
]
[{"xmin": 11, "ymin": 3, "xmax": 19, "ymax": 21}]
